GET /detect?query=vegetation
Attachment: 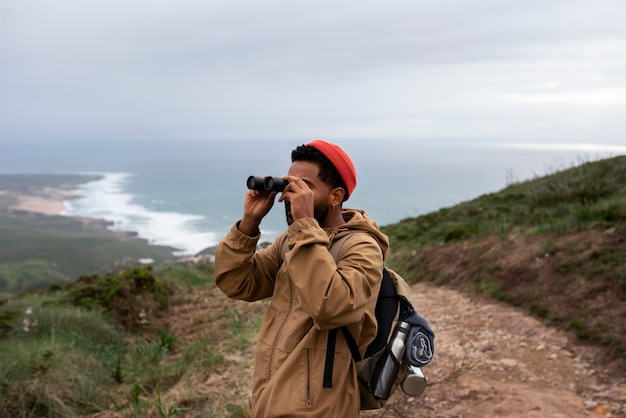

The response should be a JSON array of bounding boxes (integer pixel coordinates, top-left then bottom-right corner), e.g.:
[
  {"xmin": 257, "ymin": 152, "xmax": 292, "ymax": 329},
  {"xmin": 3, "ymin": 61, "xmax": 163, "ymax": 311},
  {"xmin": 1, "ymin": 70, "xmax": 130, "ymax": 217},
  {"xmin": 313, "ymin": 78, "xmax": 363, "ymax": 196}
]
[
  {"xmin": 0, "ymin": 156, "xmax": 625, "ymax": 416},
  {"xmin": 0, "ymin": 263, "xmax": 232, "ymax": 417},
  {"xmin": 383, "ymin": 156, "xmax": 626, "ymax": 247}
]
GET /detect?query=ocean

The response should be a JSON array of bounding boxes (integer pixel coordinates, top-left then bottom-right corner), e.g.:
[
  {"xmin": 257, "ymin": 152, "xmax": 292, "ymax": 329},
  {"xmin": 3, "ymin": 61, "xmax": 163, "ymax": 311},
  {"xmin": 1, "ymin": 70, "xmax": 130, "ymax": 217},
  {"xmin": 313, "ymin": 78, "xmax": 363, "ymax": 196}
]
[{"xmin": 1, "ymin": 139, "xmax": 624, "ymax": 255}]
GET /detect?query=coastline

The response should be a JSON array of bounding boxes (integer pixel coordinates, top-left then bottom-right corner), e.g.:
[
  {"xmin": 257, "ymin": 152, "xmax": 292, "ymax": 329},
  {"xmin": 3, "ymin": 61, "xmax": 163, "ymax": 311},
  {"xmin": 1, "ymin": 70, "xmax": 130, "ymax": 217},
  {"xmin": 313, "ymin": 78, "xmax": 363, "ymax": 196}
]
[
  {"xmin": 0, "ymin": 174, "xmax": 180, "ymax": 292},
  {"xmin": 5, "ymin": 188, "xmax": 75, "ymax": 215},
  {"xmin": 0, "ymin": 173, "xmax": 102, "ymax": 216},
  {"xmin": 0, "ymin": 175, "xmax": 134, "ymax": 237},
  {"xmin": 0, "ymin": 174, "xmax": 190, "ymax": 258}
]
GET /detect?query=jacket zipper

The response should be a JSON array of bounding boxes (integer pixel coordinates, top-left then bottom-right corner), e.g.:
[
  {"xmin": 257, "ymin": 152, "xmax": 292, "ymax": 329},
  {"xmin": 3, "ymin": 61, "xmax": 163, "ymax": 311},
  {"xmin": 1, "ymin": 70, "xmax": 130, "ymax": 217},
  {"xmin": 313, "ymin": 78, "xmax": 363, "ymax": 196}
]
[
  {"xmin": 305, "ymin": 348, "xmax": 313, "ymax": 411},
  {"xmin": 267, "ymin": 276, "xmax": 293, "ymax": 380}
]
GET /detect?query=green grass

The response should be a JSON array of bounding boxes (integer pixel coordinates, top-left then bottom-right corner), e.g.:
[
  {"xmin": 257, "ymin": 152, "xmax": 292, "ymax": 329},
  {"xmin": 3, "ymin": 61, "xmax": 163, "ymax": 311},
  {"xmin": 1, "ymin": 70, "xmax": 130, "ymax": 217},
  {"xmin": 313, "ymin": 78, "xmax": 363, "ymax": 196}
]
[
  {"xmin": 0, "ymin": 260, "xmax": 69, "ymax": 293},
  {"xmin": 224, "ymin": 308, "xmax": 263, "ymax": 351},
  {"xmin": 154, "ymin": 262, "xmax": 216, "ymax": 290},
  {"xmin": 0, "ymin": 212, "xmax": 176, "ymax": 292},
  {"xmin": 0, "ymin": 294, "xmax": 125, "ymax": 416},
  {"xmin": 383, "ymin": 155, "xmax": 626, "ymax": 251},
  {"xmin": 0, "ymin": 264, "xmax": 222, "ymax": 417}
]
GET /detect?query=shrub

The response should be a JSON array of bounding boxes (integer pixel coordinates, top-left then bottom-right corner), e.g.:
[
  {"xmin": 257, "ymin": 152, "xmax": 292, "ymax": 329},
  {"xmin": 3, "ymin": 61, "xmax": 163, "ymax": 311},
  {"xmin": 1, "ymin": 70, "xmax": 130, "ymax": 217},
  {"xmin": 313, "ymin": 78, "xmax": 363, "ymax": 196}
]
[{"xmin": 64, "ymin": 266, "xmax": 173, "ymax": 331}]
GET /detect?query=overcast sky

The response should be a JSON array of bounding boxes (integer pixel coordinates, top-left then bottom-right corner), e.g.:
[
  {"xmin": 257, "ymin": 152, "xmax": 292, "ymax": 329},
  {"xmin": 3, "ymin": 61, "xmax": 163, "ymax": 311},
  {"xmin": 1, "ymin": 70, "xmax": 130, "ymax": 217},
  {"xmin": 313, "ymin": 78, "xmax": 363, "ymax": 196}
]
[{"xmin": 1, "ymin": 0, "xmax": 625, "ymax": 144}]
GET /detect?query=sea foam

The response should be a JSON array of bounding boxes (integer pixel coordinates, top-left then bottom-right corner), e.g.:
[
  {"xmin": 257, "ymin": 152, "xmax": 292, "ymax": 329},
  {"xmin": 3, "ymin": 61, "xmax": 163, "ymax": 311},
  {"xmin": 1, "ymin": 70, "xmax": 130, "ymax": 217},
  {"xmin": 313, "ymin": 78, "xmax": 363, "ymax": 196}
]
[{"xmin": 62, "ymin": 172, "xmax": 216, "ymax": 256}]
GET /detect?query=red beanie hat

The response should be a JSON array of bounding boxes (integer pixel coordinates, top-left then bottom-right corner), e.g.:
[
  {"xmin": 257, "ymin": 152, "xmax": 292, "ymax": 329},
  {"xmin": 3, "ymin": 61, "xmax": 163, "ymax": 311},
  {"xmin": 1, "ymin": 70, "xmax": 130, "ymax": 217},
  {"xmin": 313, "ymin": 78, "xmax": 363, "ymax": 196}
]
[{"xmin": 307, "ymin": 139, "xmax": 357, "ymax": 200}]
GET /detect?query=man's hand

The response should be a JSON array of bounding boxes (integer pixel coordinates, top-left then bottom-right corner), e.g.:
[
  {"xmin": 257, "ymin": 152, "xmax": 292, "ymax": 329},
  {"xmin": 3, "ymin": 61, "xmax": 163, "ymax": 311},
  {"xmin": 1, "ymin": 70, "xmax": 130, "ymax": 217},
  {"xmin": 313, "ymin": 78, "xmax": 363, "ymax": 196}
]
[
  {"xmin": 278, "ymin": 176, "xmax": 314, "ymax": 221},
  {"xmin": 239, "ymin": 189, "xmax": 277, "ymax": 236}
]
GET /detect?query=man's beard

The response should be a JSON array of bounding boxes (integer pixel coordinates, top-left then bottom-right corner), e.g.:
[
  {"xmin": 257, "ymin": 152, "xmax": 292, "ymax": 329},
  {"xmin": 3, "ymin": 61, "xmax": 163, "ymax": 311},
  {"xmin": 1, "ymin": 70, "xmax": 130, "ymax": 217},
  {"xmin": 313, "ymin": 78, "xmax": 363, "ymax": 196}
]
[
  {"xmin": 285, "ymin": 200, "xmax": 330, "ymax": 226},
  {"xmin": 285, "ymin": 201, "xmax": 294, "ymax": 225}
]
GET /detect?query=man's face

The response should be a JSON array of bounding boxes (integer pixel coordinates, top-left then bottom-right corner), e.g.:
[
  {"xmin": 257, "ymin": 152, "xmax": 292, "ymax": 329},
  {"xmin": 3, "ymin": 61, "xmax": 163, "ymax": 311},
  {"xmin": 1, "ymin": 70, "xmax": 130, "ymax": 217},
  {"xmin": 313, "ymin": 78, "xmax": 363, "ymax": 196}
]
[{"xmin": 284, "ymin": 160, "xmax": 331, "ymax": 226}]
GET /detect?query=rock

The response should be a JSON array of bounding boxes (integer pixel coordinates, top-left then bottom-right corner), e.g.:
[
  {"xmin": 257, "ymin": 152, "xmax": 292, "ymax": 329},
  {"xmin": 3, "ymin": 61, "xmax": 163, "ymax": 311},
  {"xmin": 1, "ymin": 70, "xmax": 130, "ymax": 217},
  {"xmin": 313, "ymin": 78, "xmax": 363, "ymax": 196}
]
[{"xmin": 500, "ymin": 358, "xmax": 519, "ymax": 369}]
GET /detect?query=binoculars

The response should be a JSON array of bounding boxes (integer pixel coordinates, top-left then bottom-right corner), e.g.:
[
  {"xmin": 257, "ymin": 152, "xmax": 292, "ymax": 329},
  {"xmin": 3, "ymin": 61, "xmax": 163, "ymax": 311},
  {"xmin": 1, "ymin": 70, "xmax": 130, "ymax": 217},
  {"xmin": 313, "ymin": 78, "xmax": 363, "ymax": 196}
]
[{"xmin": 247, "ymin": 175, "xmax": 289, "ymax": 192}]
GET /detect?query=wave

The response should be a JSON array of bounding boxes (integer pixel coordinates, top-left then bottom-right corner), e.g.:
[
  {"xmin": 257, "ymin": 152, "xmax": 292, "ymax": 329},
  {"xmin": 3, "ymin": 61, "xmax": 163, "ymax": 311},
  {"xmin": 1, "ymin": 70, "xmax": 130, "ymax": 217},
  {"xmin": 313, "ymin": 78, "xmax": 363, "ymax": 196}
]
[{"xmin": 61, "ymin": 172, "xmax": 216, "ymax": 256}]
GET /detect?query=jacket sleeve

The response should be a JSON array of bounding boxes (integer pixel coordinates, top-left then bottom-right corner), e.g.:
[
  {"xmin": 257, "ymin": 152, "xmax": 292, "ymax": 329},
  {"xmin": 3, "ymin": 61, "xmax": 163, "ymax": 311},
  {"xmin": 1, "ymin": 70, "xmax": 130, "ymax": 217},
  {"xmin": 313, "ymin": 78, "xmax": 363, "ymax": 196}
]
[
  {"xmin": 214, "ymin": 223, "xmax": 285, "ymax": 302},
  {"xmin": 285, "ymin": 218, "xmax": 383, "ymax": 331}
]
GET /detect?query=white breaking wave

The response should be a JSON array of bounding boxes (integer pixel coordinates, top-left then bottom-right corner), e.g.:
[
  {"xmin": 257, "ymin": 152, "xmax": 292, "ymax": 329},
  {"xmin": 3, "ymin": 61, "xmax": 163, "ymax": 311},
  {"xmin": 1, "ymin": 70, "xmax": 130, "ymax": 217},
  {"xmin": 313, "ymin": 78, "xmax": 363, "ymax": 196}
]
[{"xmin": 61, "ymin": 172, "xmax": 216, "ymax": 256}]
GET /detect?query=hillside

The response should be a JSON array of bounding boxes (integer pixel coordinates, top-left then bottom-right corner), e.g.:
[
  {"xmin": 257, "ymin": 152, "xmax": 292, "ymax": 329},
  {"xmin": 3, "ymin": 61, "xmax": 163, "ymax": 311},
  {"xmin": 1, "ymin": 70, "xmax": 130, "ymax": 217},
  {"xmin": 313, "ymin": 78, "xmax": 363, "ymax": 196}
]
[
  {"xmin": 0, "ymin": 156, "xmax": 625, "ymax": 417},
  {"xmin": 383, "ymin": 155, "xmax": 626, "ymax": 364}
]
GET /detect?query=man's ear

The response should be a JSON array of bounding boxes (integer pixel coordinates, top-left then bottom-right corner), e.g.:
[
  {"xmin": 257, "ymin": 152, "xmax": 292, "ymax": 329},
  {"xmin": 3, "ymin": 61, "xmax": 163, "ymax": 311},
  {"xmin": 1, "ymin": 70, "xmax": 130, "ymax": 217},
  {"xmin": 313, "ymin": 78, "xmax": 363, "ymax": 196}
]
[{"xmin": 330, "ymin": 187, "xmax": 345, "ymax": 206}]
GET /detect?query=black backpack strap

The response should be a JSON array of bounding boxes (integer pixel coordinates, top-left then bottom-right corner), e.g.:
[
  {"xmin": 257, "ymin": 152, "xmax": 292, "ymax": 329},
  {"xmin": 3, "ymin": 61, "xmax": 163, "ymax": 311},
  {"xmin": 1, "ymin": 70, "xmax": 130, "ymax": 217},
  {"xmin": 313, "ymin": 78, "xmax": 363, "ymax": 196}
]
[
  {"xmin": 323, "ymin": 267, "xmax": 396, "ymax": 389},
  {"xmin": 323, "ymin": 326, "xmax": 362, "ymax": 388},
  {"xmin": 323, "ymin": 329, "xmax": 338, "ymax": 388},
  {"xmin": 322, "ymin": 231, "xmax": 369, "ymax": 389},
  {"xmin": 365, "ymin": 268, "xmax": 398, "ymax": 357},
  {"xmin": 341, "ymin": 326, "xmax": 361, "ymax": 362}
]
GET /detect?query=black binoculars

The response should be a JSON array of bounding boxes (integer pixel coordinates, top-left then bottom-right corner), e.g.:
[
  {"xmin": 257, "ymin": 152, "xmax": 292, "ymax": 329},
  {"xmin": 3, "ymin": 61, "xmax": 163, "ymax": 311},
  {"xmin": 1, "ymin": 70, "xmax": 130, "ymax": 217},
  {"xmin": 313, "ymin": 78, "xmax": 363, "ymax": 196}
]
[{"xmin": 247, "ymin": 175, "xmax": 289, "ymax": 192}]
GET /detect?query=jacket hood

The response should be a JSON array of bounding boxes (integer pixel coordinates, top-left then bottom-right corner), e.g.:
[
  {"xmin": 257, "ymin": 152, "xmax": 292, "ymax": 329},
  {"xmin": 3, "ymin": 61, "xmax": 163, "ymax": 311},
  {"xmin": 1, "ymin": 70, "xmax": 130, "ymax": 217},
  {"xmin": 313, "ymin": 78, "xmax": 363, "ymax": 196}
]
[{"xmin": 335, "ymin": 208, "xmax": 390, "ymax": 260}]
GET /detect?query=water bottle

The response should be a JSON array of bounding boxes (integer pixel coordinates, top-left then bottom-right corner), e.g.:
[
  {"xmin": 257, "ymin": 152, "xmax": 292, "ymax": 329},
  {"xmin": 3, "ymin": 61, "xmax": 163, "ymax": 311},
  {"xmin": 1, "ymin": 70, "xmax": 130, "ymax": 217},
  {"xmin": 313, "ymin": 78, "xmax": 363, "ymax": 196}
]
[
  {"xmin": 372, "ymin": 321, "xmax": 410, "ymax": 399},
  {"xmin": 401, "ymin": 365, "xmax": 427, "ymax": 396}
]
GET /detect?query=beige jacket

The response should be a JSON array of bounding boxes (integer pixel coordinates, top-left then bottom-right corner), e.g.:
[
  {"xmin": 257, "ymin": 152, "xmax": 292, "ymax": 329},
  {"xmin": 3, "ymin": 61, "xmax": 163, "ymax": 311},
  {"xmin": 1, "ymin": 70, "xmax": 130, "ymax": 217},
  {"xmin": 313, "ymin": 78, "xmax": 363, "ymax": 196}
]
[{"xmin": 214, "ymin": 209, "xmax": 389, "ymax": 417}]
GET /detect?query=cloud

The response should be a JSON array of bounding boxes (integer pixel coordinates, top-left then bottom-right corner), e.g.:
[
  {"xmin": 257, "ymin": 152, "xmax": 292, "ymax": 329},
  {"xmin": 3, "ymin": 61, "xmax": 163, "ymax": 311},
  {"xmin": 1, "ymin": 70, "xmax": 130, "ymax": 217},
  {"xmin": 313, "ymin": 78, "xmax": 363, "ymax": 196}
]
[{"xmin": 1, "ymin": 0, "xmax": 625, "ymax": 142}]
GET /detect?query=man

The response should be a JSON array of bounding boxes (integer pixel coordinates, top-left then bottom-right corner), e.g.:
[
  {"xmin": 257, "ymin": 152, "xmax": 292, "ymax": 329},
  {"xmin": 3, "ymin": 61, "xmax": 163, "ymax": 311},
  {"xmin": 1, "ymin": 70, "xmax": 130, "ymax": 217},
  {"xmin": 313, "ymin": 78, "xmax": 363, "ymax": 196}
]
[{"xmin": 214, "ymin": 139, "xmax": 389, "ymax": 417}]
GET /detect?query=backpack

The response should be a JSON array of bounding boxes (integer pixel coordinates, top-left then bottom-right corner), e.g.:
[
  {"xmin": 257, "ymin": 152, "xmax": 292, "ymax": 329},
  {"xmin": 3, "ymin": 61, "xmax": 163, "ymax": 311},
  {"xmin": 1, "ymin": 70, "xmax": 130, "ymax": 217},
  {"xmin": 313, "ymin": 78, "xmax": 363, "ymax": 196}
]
[{"xmin": 283, "ymin": 232, "xmax": 435, "ymax": 410}]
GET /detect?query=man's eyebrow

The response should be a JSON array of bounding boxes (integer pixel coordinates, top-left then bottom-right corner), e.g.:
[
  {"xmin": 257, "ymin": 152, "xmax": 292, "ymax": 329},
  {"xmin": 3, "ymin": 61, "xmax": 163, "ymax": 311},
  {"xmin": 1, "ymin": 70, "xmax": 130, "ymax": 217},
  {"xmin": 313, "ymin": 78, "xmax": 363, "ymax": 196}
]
[{"xmin": 301, "ymin": 178, "xmax": 314, "ymax": 187}]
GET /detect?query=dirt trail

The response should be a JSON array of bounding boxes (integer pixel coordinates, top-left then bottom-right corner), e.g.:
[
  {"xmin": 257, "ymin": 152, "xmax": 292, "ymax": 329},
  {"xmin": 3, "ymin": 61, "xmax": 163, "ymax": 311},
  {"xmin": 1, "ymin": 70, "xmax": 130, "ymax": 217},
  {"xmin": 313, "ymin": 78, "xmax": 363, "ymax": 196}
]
[
  {"xmin": 162, "ymin": 277, "xmax": 625, "ymax": 417},
  {"xmin": 373, "ymin": 282, "xmax": 626, "ymax": 418}
]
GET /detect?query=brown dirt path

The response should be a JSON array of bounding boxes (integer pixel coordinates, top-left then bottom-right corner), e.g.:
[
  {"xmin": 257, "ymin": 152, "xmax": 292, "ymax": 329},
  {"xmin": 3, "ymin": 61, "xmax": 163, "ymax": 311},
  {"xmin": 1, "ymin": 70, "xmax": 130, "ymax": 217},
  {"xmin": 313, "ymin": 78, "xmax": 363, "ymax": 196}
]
[
  {"xmin": 152, "ymin": 276, "xmax": 625, "ymax": 417},
  {"xmin": 370, "ymin": 282, "xmax": 626, "ymax": 418}
]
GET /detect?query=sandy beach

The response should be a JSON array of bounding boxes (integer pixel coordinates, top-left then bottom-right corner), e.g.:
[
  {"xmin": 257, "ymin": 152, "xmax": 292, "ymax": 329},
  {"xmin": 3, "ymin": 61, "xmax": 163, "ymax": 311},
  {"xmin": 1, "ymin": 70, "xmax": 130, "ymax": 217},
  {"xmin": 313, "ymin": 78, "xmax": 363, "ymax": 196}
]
[
  {"xmin": 0, "ymin": 174, "xmax": 101, "ymax": 216},
  {"xmin": 6, "ymin": 188, "xmax": 75, "ymax": 215}
]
